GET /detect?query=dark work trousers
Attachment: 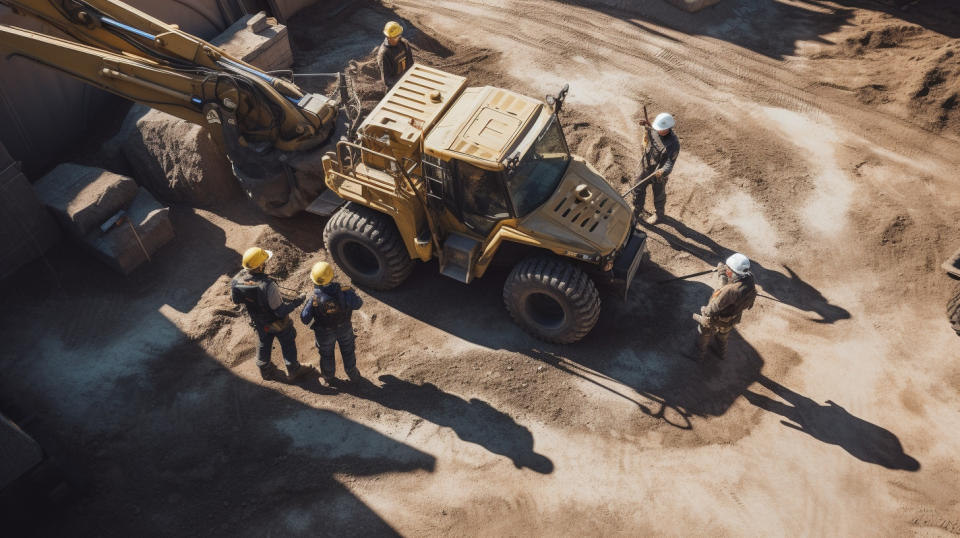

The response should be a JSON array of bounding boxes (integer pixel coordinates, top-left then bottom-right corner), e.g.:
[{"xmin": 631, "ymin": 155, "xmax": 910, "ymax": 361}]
[
  {"xmin": 256, "ymin": 324, "xmax": 299, "ymax": 369},
  {"xmin": 633, "ymin": 176, "xmax": 668, "ymax": 218},
  {"xmin": 313, "ymin": 321, "xmax": 357, "ymax": 377}
]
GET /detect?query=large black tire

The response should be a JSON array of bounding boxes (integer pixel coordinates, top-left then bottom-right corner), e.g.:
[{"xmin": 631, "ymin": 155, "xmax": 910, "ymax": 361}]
[
  {"xmin": 503, "ymin": 256, "xmax": 601, "ymax": 344},
  {"xmin": 948, "ymin": 283, "xmax": 960, "ymax": 337},
  {"xmin": 323, "ymin": 204, "xmax": 414, "ymax": 290}
]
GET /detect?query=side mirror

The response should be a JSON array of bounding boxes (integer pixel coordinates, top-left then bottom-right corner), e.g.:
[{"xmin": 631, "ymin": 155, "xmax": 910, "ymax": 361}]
[{"xmin": 552, "ymin": 84, "xmax": 570, "ymax": 114}]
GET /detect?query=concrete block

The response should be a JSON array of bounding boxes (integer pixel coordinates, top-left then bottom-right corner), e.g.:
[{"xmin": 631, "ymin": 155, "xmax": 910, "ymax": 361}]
[
  {"xmin": 211, "ymin": 12, "xmax": 293, "ymax": 71},
  {"xmin": 664, "ymin": 0, "xmax": 722, "ymax": 12},
  {"xmin": 0, "ymin": 146, "xmax": 60, "ymax": 281},
  {"xmin": 33, "ymin": 163, "xmax": 138, "ymax": 237},
  {"xmin": 86, "ymin": 187, "xmax": 175, "ymax": 275}
]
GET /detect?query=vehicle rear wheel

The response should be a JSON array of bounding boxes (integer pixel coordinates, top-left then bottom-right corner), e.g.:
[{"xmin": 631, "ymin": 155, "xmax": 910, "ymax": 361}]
[
  {"xmin": 503, "ymin": 256, "xmax": 601, "ymax": 344},
  {"xmin": 323, "ymin": 204, "xmax": 414, "ymax": 290},
  {"xmin": 948, "ymin": 283, "xmax": 960, "ymax": 336}
]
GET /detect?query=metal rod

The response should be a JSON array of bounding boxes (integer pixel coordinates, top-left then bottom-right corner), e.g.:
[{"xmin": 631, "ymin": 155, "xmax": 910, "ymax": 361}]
[
  {"xmin": 126, "ymin": 219, "xmax": 151, "ymax": 262},
  {"xmin": 657, "ymin": 268, "xmax": 715, "ymax": 284}
]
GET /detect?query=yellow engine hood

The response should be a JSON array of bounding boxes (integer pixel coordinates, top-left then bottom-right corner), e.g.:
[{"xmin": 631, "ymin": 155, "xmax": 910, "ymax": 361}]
[{"xmin": 517, "ymin": 156, "xmax": 632, "ymax": 257}]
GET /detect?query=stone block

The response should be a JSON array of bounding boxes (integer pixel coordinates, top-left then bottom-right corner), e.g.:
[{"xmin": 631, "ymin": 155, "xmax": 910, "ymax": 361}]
[
  {"xmin": 121, "ymin": 108, "xmax": 241, "ymax": 206},
  {"xmin": 33, "ymin": 163, "xmax": 138, "ymax": 237},
  {"xmin": 85, "ymin": 187, "xmax": 175, "ymax": 275},
  {"xmin": 211, "ymin": 11, "xmax": 293, "ymax": 71}
]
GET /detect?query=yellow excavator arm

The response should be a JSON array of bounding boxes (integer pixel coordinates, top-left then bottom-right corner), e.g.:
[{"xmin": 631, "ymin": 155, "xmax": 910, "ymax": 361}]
[{"xmin": 0, "ymin": 0, "xmax": 338, "ymax": 152}]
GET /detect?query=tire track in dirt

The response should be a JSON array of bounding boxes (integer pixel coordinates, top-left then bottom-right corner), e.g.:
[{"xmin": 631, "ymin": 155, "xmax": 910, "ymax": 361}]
[{"xmin": 395, "ymin": 0, "xmax": 960, "ymax": 179}]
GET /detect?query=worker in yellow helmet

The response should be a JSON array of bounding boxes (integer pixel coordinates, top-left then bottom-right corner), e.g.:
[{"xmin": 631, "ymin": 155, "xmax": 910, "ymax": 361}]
[
  {"xmin": 300, "ymin": 261, "xmax": 364, "ymax": 388},
  {"xmin": 377, "ymin": 20, "xmax": 414, "ymax": 88},
  {"xmin": 230, "ymin": 247, "xmax": 310, "ymax": 381}
]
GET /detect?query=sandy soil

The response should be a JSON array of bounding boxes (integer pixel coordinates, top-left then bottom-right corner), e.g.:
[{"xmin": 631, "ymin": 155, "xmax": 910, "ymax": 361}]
[{"xmin": 2, "ymin": 0, "xmax": 960, "ymax": 535}]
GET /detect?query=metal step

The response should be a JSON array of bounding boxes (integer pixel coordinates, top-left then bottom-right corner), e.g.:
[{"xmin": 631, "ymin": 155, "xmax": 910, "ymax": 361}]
[
  {"xmin": 305, "ymin": 189, "xmax": 346, "ymax": 217},
  {"xmin": 440, "ymin": 233, "xmax": 481, "ymax": 284}
]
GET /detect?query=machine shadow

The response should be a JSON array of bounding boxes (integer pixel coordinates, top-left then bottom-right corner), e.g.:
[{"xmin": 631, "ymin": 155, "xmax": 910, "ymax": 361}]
[
  {"xmin": 342, "ymin": 375, "xmax": 553, "ymax": 473},
  {"xmin": 743, "ymin": 375, "xmax": 920, "ymax": 471},
  {"xmin": 366, "ymin": 254, "xmax": 917, "ymax": 470},
  {"xmin": 645, "ymin": 217, "xmax": 851, "ymax": 324},
  {"xmin": 367, "ymin": 257, "xmax": 764, "ymax": 429}
]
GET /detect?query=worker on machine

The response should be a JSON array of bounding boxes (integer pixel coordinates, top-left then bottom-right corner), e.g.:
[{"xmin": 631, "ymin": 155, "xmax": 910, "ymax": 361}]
[
  {"xmin": 634, "ymin": 112, "xmax": 680, "ymax": 225},
  {"xmin": 230, "ymin": 247, "xmax": 309, "ymax": 381},
  {"xmin": 693, "ymin": 253, "xmax": 757, "ymax": 360},
  {"xmin": 377, "ymin": 20, "xmax": 414, "ymax": 89},
  {"xmin": 301, "ymin": 261, "xmax": 364, "ymax": 388}
]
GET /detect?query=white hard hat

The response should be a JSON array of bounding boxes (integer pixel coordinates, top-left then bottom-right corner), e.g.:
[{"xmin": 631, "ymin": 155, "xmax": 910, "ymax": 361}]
[
  {"xmin": 652, "ymin": 112, "xmax": 675, "ymax": 131},
  {"xmin": 725, "ymin": 253, "xmax": 750, "ymax": 275}
]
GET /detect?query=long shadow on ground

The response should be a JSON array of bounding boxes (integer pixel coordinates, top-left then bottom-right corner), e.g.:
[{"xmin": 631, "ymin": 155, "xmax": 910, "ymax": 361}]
[
  {"xmin": 744, "ymin": 375, "xmax": 920, "ymax": 470},
  {"xmin": 364, "ymin": 236, "xmax": 915, "ymax": 469},
  {"xmin": 342, "ymin": 375, "xmax": 553, "ymax": 473},
  {"xmin": 644, "ymin": 216, "xmax": 851, "ymax": 324}
]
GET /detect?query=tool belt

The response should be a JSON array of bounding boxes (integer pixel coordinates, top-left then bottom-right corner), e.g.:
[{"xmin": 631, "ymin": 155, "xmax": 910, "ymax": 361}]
[{"xmin": 262, "ymin": 317, "xmax": 292, "ymax": 333}]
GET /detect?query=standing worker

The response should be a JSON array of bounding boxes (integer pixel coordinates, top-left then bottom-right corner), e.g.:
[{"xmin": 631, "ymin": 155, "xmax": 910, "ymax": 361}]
[
  {"xmin": 301, "ymin": 261, "xmax": 364, "ymax": 388},
  {"xmin": 230, "ymin": 247, "xmax": 309, "ymax": 381},
  {"xmin": 377, "ymin": 21, "xmax": 414, "ymax": 89},
  {"xmin": 693, "ymin": 253, "xmax": 757, "ymax": 359},
  {"xmin": 634, "ymin": 112, "xmax": 680, "ymax": 225}
]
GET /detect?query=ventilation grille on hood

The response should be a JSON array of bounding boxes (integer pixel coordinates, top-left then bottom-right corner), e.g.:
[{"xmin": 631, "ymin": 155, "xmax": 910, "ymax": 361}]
[{"xmin": 552, "ymin": 185, "xmax": 617, "ymax": 234}]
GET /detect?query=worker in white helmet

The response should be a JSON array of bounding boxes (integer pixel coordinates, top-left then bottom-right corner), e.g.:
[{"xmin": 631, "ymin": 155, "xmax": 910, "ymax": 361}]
[
  {"xmin": 693, "ymin": 253, "xmax": 757, "ymax": 359},
  {"xmin": 634, "ymin": 112, "xmax": 680, "ymax": 225},
  {"xmin": 377, "ymin": 21, "xmax": 414, "ymax": 88}
]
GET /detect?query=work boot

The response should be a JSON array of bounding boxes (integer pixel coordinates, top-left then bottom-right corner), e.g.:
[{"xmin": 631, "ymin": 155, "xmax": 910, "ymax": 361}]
[
  {"xmin": 645, "ymin": 213, "xmax": 660, "ymax": 225},
  {"xmin": 317, "ymin": 374, "xmax": 336, "ymax": 389},
  {"xmin": 345, "ymin": 368, "xmax": 363, "ymax": 383},
  {"xmin": 286, "ymin": 364, "xmax": 312, "ymax": 382},
  {"xmin": 258, "ymin": 363, "xmax": 279, "ymax": 381}
]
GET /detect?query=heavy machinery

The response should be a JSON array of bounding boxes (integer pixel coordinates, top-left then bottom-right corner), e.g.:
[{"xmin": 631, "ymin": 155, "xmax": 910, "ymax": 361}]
[
  {"xmin": 0, "ymin": 1, "xmax": 648, "ymax": 343},
  {"xmin": 0, "ymin": 0, "xmax": 344, "ymax": 212},
  {"xmin": 321, "ymin": 65, "xmax": 648, "ymax": 343}
]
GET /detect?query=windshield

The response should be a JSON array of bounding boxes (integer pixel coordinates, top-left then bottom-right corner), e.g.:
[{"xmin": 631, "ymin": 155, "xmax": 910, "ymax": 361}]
[{"xmin": 504, "ymin": 115, "xmax": 570, "ymax": 217}]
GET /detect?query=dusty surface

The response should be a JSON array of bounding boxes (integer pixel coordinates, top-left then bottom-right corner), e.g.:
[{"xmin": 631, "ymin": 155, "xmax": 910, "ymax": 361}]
[{"xmin": 2, "ymin": 0, "xmax": 960, "ymax": 535}]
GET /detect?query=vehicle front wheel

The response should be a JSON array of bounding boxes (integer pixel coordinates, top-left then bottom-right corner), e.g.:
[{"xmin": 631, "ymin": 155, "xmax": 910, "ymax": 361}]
[
  {"xmin": 503, "ymin": 256, "xmax": 601, "ymax": 344},
  {"xmin": 323, "ymin": 204, "xmax": 414, "ymax": 290}
]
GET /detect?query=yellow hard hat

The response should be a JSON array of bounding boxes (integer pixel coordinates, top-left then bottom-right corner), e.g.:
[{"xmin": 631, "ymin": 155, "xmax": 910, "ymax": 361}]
[
  {"xmin": 242, "ymin": 247, "xmax": 272, "ymax": 270},
  {"xmin": 384, "ymin": 21, "xmax": 403, "ymax": 38},
  {"xmin": 311, "ymin": 261, "xmax": 334, "ymax": 286}
]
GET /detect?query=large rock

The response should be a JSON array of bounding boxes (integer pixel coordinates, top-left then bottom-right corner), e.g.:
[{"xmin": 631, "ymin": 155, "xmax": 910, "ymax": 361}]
[
  {"xmin": 121, "ymin": 107, "xmax": 242, "ymax": 206},
  {"xmin": 33, "ymin": 163, "xmax": 138, "ymax": 237},
  {"xmin": 0, "ymin": 144, "xmax": 60, "ymax": 281},
  {"xmin": 85, "ymin": 187, "xmax": 175, "ymax": 275},
  {"xmin": 210, "ymin": 12, "xmax": 293, "ymax": 71}
]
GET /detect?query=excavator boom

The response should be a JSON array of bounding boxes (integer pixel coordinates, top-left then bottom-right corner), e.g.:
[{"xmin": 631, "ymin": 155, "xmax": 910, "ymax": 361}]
[{"xmin": 0, "ymin": 0, "xmax": 338, "ymax": 152}]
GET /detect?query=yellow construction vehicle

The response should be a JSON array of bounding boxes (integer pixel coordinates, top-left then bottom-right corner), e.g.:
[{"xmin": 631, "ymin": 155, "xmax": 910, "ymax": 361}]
[
  {"xmin": 321, "ymin": 65, "xmax": 647, "ymax": 343},
  {"xmin": 0, "ymin": 0, "xmax": 343, "ymax": 212},
  {"xmin": 0, "ymin": 1, "xmax": 648, "ymax": 343}
]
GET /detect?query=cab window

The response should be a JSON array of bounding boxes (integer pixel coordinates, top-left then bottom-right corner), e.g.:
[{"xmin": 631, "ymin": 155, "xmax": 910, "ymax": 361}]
[{"xmin": 456, "ymin": 161, "xmax": 511, "ymax": 234}]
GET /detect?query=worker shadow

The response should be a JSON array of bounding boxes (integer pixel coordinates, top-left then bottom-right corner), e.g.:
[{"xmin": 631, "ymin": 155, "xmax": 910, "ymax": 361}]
[
  {"xmin": 743, "ymin": 375, "xmax": 920, "ymax": 470},
  {"xmin": 645, "ymin": 217, "xmax": 851, "ymax": 324},
  {"xmin": 342, "ymin": 375, "xmax": 554, "ymax": 474}
]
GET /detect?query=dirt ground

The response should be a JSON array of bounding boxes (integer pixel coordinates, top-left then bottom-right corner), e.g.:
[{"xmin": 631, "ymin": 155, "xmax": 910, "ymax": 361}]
[{"xmin": 3, "ymin": 0, "xmax": 960, "ymax": 535}]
